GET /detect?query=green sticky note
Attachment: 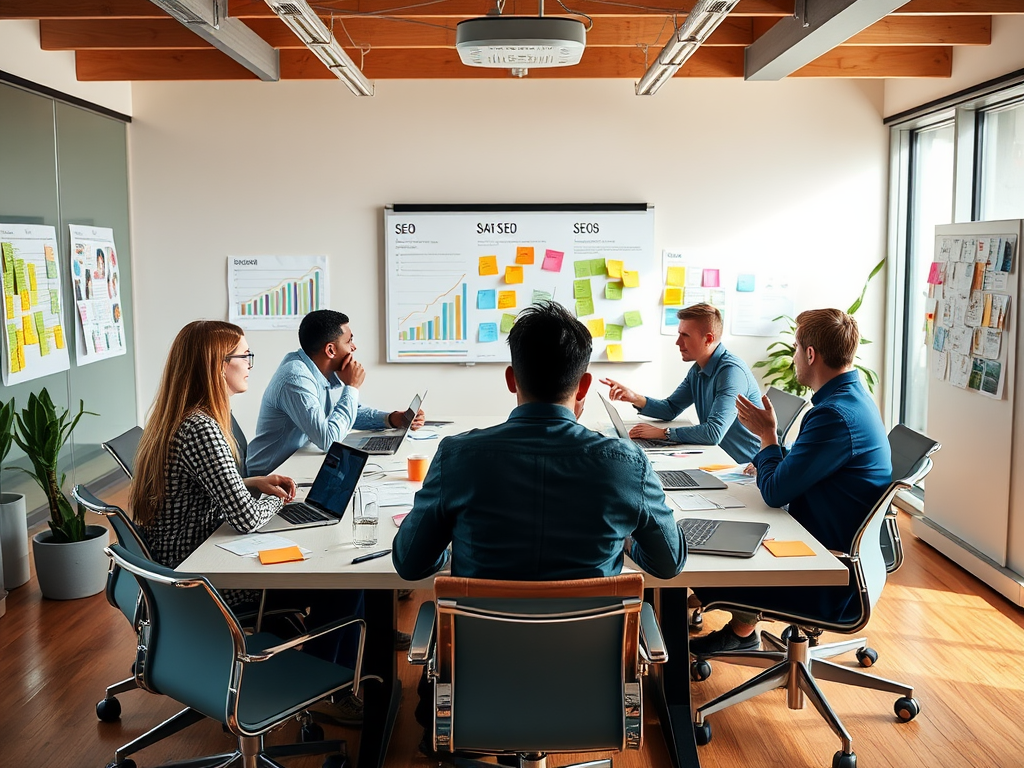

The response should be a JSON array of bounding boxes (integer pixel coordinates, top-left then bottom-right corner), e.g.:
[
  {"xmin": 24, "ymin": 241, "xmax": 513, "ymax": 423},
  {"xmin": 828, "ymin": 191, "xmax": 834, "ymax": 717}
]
[
  {"xmin": 50, "ymin": 289, "xmax": 60, "ymax": 314},
  {"xmin": 624, "ymin": 310, "xmax": 643, "ymax": 327},
  {"xmin": 576, "ymin": 298, "xmax": 595, "ymax": 317},
  {"xmin": 590, "ymin": 258, "xmax": 607, "ymax": 276},
  {"xmin": 7, "ymin": 322, "xmax": 17, "ymax": 340},
  {"xmin": 531, "ymin": 289, "xmax": 552, "ymax": 304},
  {"xmin": 500, "ymin": 313, "xmax": 517, "ymax": 334},
  {"xmin": 605, "ymin": 282, "xmax": 623, "ymax": 300},
  {"xmin": 39, "ymin": 328, "xmax": 51, "ymax": 356},
  {"xmin": 574, "ymin": 260, "xmax": 591, "ymax": 278},
  {"xmin": 573, "ymin": 279, "xmax": 592, "ymax": 299},
  {"xmin": 34, "ymin": 310, "xmax": 45, "ymax": 336},
  {"xmin": 3, "ymin": 271, "xmax": 13, "ymax": 294},
  {"xmin": 45, "ymin": 257, "xmax": 57, "ymax": 279},
  {"xmin": 605, "ymin": 323, "xmax": 624, "ymax": 341}
]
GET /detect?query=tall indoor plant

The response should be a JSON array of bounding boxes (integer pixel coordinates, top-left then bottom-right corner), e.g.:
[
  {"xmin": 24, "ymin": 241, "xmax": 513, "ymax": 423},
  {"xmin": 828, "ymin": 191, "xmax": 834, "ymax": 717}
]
[{"xmin": 0, "ymin": 396, "xmax": 31, "ymax": 593}]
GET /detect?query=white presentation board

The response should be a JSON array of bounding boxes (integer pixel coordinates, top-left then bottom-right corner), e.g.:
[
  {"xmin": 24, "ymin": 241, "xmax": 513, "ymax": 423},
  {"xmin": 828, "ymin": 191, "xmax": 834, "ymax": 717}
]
[{"xmin": 385, "ymin": 205, "xmax": 657, "ymax": 363}]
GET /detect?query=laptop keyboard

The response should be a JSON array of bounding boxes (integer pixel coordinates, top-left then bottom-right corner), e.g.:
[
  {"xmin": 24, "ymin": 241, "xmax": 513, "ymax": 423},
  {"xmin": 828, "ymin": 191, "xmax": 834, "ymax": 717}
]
[
  {"xmin": 635, "ymin": 437, "xmax": 673, "ymax": 449},
  {"xmin": 279, "ymin": 503, "xmax": 330, "ymax": 524},
  {"xmin": 362, "ymin": 436, "xmax": 402, "ymax": 452},
  {"xmin": 678, "ymin": 518, "xmax": 721, "ymax": 547},
  {"xmin": 657, "ymin": 470, "xmax": 700, "ymax": 488}
]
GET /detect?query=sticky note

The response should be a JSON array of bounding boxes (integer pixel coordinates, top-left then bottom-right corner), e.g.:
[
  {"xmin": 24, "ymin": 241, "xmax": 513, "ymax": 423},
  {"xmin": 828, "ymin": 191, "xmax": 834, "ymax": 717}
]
[
  {"xmin": 605, "ymin": 282, "xmax": 623, "ymax": 300},
  {"xmin": 927, "ymin": 262, "xmax": 944, "ymax": 285},
  {"xmin": 586, "ymin": 318, "xmax": 605, "ymax": 337},
  {"xmin": 478, "ymin": 255, "xmax": 499, "ymax": 276},
  {"xmin": 505, "ymin": 265, "xmax": 524, "ymax": 284},
  {"xmin": 763, "ymin": 540, "xmax": 815, "ymax": 558},
  {"xmin": 542, "ymin": 249, "xmax": 564, "ymax": 272},
  {"xmin": 686, "ymin": 268, "xmax": 703, "ymax": 288},
  {"xmin": 258, "ymin": 546, "xmax": 305, "ymax": 565},
  {"xmin": 666, "ymin": 266, "xmax": 686, "ymax": 286},
  {"xmin": 500, "ymin": 313, "xmax": 517, "ymax": 334},
  {"xmin": 590, "ymin": 259, "xmax": 606, "ymax": 276},
  {"xmin": 699, "ymin": 464, "xmax": 737, "ymax": 472},
  {"xmin": 574, "ymin": 260, "xmax": 591, "ymax": 278},
  {"xmin": 607, "ymin": 260, "xmax": 623, "ymax": 279},
  {"xmin": 4, "ymin": 296, "xmax": 12, "ymax": 320},
  {"xmin": 45, "ymin": 246, "xmax": 58, "ymax": 278},
  {"xmin": 622, "ymin": 271, "xmax": 640, "ymax": 288},
  {"xmin": 479, "ymin": 322, "xmax": 498, "ymax": 342},
  {"xmin": 20, "ymin": 291, "xmax": 29, "ymax": 311},
  {"xmin": 27, "ymin": 263, "xmax": 37, "ymax": 291},
  {"xmin": 22, "ymin": 315, "xmax": 37, "ymax": 344},
  {"xmin": 39, "ymin": 329, "xmax": 51, "ymax": 356},
  {"xmin": 477, "ymin": 289, "xmax": 497, "ymax": 310},
  {"xmin": 605, "ymin": 324, "xmax": 623, "ymax": 341},
  {"xmin": 531, "ymin": 289, "xmax": 552, "ymax": 304},
  {"xmin": 664, "ymin": 287, "xmax": 683, "ymax": 305},
  {"xmin": 573, "ymin": 279, "xmax": 592, "ymax": 299},
  {"xmin": 607, "ymin": 344, "xmax": 624, "ymax": 361},
  {"xmin": 665, "ymin": 307, "xmax": 679, "ymax": 326},
  {"xmin": 623, "ymin": 310, "xmax": 642, "ymax": 327},
  {"xmin": 49, "ymin": 289, "xmax": 60, "ymax": 314},
  {"xmin": 737, "ymin": 274, "xmax": 755, "ymax": 292},
  {"xmin": 53, "ymin": 324, "xmax": 64, "ymax": 349},
  {"xmin": 576, "ymin": 298, "xmax": 595, "ymax": 317},
  {"xmin": 515, "ymin": 246, "xmax": 535, "ymax": 265},
  {"xmin": 498, "ymin": 291, "xmax": 517, "ymax": 309},
  {"xmin": 702, "ymin": 268, "xmax": 720, "ymax": 288}
]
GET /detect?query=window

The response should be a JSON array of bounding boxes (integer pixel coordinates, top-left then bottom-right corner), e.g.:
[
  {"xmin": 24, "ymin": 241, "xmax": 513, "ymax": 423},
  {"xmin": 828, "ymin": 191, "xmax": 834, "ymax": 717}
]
[{"xmin": 979, "ymin": 100, "xmax": 1024, "ymax": 220}]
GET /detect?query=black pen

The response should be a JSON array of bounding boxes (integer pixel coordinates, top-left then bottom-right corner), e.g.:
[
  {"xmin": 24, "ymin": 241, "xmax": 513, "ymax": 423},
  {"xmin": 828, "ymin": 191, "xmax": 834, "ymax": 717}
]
[{"xmin": 351, "ymin": 548, "xmax": 392, "ymax": 564}]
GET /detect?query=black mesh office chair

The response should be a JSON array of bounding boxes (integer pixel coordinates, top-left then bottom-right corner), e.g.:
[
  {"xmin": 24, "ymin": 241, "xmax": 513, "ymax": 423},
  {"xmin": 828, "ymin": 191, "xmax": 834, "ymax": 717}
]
[{"xmin": 881, "ymin": 425, "xmax": 940, "ymax": 571}]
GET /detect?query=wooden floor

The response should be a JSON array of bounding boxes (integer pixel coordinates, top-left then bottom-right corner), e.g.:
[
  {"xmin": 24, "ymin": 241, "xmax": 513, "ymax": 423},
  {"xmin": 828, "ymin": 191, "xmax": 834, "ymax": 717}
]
[{"xmin": 2, "ymin": 496, "xmax": 1024, "ymax": 768}]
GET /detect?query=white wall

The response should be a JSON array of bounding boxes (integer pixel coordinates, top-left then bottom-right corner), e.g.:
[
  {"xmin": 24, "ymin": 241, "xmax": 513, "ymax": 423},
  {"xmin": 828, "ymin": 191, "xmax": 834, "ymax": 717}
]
[
  {"xmin": 128, "ymin": 76, "xmax": 890, "ymax": 433},
  {"xmin": 0, "ymin": 20, "xmax": 132, "ymax": 116}
]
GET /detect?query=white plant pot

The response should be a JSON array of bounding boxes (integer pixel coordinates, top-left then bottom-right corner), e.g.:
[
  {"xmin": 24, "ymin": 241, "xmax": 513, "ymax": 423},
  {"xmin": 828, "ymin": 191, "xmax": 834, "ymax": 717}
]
[
  {"xmin": 0, "ymin": 492, "xmax": 30, "ymax": 589},
  {"xmin": 32, "ymin": 524, "xmax": 109, "ymax": 600}
]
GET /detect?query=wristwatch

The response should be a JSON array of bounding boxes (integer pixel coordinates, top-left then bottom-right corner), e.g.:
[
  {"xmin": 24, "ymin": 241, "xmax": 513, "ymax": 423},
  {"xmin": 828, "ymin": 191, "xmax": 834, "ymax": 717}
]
[{"xmin": 664, "ymin": 427, "xmax": 671, "ymax": 440}]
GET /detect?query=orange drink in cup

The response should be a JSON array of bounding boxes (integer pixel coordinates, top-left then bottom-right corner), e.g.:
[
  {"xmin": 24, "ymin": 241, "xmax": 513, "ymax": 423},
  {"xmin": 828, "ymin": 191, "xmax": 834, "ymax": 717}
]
[{"xmin": 407, "ymin": 454, "xmax": 429, "ymax": 482}]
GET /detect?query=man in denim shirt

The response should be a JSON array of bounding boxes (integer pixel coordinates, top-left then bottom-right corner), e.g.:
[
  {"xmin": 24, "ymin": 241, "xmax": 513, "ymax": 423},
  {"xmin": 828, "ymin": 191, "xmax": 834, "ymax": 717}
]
[
  {"xmin": 248, "ymin": 309, "xmax": 425, "ymax": 475},
  {"xmin": 601, "ymin": 304, "xmax": 761, "ymax": 463}
]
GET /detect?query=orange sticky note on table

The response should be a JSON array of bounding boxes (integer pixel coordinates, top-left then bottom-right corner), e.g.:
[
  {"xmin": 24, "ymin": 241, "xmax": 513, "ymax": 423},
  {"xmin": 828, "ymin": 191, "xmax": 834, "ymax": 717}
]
[
  {"xmin": 258, "ymin": 545, "xmax": 305, "ymax": 565},
  {"xmin": 478, "ymin": 255, "xmax": 499, "ymax": 276},
  {"xmin": 699, "ymin": 464, "xmax": 737, "ymax": 472},
  {"xmin": 515, "ymin": 246, "xmax": 535, "ymax": 265},
  {"xmin": 763, "ymin": 540, "xmax": 815, "ymax": 557},
  {"xmin": 505, "ymin": 265, "xmax": 524, "ymax": 284}
]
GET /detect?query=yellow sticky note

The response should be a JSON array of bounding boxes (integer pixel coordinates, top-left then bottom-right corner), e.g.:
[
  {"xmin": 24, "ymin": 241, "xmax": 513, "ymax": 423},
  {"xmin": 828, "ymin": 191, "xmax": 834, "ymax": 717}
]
[
  {"xmin": 666, "ymin": 266, "xmax": 686, "ymax": 287},
  {"xmin": 586, "ymin": 318, "xmax": 605, "ymax": 337},
  {"xmin": 763, "ymin": 540, "xmax": 815, "ymax": 558},
  {"xmin": 607, "ymin": 260, "xmax": 624, "ymax": 279},
  {"xmin": 20, "ymin": 291, "xmax": 30, "ymax": 311},
  {"xmin": 622, "ymin": 270, "xmax": 640, "ymax": 288},
  {"xmin": 664, "ymin": 287, "xmax": 683, "ymax": 305},
  {"xmin": 53, "ymin": 325, "xmax": 64, "ymax": 349},
  {"xmin": 505, "ymin": 265, "xmax": 524, "ymax": 284},
  {"xmin": 258, "ymin": 546, "xmax": 305, "ymax": 565},
  {"xmin": 22, "ymin": 315, "xmax": 37, "ymax": 344},
  {"xmin": 5, "ymin": 296, "xmax": 12, "ymax": 319},
  {"xmin": 478, "ymin": 255, "xmax": 499, "ymax": 276},
  {"xmin": 607, "ymin": 344, "xmax": 623, "ymax": 361},
  {"xmin": 498, "ymin": 291, "xmax": 517, "ymax": 309},
  {"xmin": 27, "ymin": 263, "xmax": 37, "ymax": 291},
  {"xmin": 515, "ymin": 246, "xmax": 535, "ymax": 265},
  {"xmin": 699, "ymin": 464, "xmax": 737, "ymax": 472}
]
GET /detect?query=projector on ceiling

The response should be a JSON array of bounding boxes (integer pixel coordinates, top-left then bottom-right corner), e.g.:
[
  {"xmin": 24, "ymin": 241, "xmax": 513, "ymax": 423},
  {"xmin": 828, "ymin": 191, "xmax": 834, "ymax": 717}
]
[{"xmin": 455, "ymin": 17, "xmax": 586, "ymax": 71}]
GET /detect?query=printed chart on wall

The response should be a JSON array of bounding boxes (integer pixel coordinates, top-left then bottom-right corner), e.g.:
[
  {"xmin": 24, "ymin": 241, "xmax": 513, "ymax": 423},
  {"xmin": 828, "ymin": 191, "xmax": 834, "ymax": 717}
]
[
  {"xmin": 0, "ymin": 224, "xmax": 70, "ymax": 385},
  {"xmin": 69, "ymin": 224, "xmax": 126, "ymax": 366},
  {"xmin": 926, "ymin": 233, "xmax": 1017, "ymax": 399},
  {"xmin": 385, "ymin": 206, "xmax": 657, "ymax": 363},
  {"xmin": 228, "ymin": 255, "xmax": 328, "ymax": 330}
]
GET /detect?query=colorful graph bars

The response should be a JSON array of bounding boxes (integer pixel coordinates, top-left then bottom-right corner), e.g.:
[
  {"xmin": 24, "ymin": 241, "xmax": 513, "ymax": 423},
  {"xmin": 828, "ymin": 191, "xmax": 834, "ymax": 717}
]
[
  {"xmin": 399, "ymin": 283, "xmax": 467, "ymax": 341},
  {"xmin": 238, "ymin": 269, "xmax": 322, "ymax": 316}
]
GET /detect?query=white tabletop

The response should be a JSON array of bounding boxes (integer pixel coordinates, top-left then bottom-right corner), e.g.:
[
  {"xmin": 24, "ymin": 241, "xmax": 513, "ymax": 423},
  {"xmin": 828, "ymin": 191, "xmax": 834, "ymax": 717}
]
[{"xmin": 179, "ymin": 414, "xmax": 848, "ymax": 590}]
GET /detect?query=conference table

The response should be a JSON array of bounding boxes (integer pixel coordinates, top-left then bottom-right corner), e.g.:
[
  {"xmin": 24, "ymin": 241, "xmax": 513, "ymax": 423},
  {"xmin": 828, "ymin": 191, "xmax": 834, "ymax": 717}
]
[{"xmin": 179, "ymin": 415, "xmax": 848, "ymax": 768}]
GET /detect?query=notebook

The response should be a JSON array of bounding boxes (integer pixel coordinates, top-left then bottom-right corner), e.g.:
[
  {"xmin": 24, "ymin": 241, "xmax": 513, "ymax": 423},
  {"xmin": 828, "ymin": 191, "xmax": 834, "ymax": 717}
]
[
  {"xmin": 678, "ymin": 517, "xmax": 770, "ymax": 558},
  {"xmin": 342, "ymin": 392, "xmax": 425, "ymax": 455},
  {"xmin": 598, "ymin": 392, "xmax": 675, "ymax": 450},
  {"xmin": 656, "ymin": 468, "xmax": 727, "ymax": 491},
  {"xmin": 258, "ymin": 442, "xmax": 369, "ymax": 533}
]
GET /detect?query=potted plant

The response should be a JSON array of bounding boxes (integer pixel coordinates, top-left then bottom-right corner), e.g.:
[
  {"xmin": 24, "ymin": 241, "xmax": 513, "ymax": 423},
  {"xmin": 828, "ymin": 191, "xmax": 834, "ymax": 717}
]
[
  {"xmin": 0, "ymin": 396, "xmax": 33, "ymax": 602},
  {"xmin": 9, "ymin": 389, "xmax": 106, "ymax": 600}
]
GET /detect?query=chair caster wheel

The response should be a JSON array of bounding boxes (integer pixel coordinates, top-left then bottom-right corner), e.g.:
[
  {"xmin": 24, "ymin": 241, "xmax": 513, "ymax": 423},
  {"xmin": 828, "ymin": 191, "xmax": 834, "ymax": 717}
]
[
  {"xmin": 323, "ymin": 754, "xmax": 347, "ymax": 768},
  {"xmin": 832, "ymin": 751, "xmax": 856, "ymax": 768},
  {"xmin": 96, "ymin": 697, "xmax": 122, "ymax": 722},
  {"xmin": 688, "ymin": 610, "xmax": 703, "ymax": 632},
  {"xmin": 781, "ymin": 625, "xmax": 799, "ymax": 643},
  {"xmin": 690, "ymin": 659, "xmax": 712, "ymax": 682},
  {"xmin": 301, "ymin": 722, "xmax": 325, "ymax": 742},
  {"xmin": 856, "ymin": 647, "xmax": 878, "ymax": 667},
  {"xmin": 693, "ymin": 721, "xmax": 712, "ymax": 746},
  {"xmin": 895, "ymin": 696, "xmax": 920, "ymax": 721}
]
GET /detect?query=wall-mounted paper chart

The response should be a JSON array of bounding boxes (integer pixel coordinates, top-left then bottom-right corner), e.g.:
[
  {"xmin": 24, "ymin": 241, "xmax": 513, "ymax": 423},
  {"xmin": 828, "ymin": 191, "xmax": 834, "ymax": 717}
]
[{"xmin": 228, "ymin": 255, "xmax": 328, "ymax": 330}]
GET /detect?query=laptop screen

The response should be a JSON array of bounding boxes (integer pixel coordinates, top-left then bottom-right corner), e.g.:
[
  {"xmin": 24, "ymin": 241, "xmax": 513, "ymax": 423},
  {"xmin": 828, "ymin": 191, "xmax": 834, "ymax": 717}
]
[
  {"xmin": 395, "ymin": 393, "xmax": 423, "ymax": 431},
  {"xmin": 305, "ymin": 442, "xmax": 369, "ymax": 516},
  {"xmin": 598, "ymin": 392, "xmax": 630, "ymax": 439}
]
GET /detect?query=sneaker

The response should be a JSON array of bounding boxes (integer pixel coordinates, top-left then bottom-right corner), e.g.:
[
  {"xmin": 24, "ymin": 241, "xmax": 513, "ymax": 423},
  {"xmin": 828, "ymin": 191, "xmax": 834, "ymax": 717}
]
[
  {"xmin": 689, "ymin": 626, "xmax": 759, "ymax": 657},
  {"xmin": 311, "ymin": 693, "xmax": 363, "ymax": 727},
  {"xmin": 395, "ymin": 630, "xmax": 412, "ymax": 651}
]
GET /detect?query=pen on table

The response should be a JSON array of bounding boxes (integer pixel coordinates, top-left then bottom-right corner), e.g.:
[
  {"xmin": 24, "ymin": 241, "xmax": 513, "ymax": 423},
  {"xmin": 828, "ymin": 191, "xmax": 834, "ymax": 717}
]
[
  {"xmin": 671, "ymin": 450, "xmax": 704, "ymax": 456},
  {"xmin": 351, "ymin": 548, "xmax": 392, "ymax": 564}
]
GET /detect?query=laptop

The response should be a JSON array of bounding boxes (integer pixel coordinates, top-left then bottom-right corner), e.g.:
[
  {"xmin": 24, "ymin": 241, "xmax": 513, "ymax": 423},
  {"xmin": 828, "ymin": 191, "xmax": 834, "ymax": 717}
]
[
  {"xmin": 342, "ymin": 392, "xmax": 425, "ymax": 455},
  {"xmin": 259, "ymin": 442, "xmax": 369, "ymax": 533},
  {"xmin": 656, "ymin": 468, "xmax": 727, "ymax": 491},
  {"xmin": 678, "ymin": 517, "xmax": 770, "ymax": 558},
  {"xmin": 598, "ymin": 392, "xmax": 675, "ymax": 450}
]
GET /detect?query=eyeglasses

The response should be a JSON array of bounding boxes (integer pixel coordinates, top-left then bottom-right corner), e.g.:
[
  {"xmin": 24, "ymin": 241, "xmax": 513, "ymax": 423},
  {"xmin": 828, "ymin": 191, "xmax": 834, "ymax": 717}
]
[{"xmin": 225, "ymin": 352, "xmax": 255, "ymax": 369}]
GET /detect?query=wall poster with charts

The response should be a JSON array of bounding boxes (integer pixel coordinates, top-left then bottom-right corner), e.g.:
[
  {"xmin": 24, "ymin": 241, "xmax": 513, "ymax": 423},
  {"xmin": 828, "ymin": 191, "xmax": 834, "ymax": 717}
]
[
  {"xmin": 228, "ymin": 255, "xmax": 328, "ymax": 331},
  {"xmin": 0, "ymin": 223, "xmax": 71, "ymax": 385},
  {"xmin": 69, "ymin": 224, "xmax": 126, "ymax": 365},
  {"xmin": 385, "ymin": 205, "xmax": 657, "ymax": 363}
]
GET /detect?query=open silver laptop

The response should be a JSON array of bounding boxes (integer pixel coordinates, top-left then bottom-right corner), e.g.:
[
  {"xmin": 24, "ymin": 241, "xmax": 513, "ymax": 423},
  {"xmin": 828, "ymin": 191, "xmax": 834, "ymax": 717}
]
[
  {"xmin": 342, "ymin": 392, "xmax": 425, "ymax": 456},
  {"xmin": 678, "ymin": 518, "xmax": 770, "ymax": 558},
  {"xmin": 598, "ymin": 392, "xmax": 675, "ymax": 450},
  {"xmin": 259, "ymin": 442, "xmax": 369, "ymax": 533}
]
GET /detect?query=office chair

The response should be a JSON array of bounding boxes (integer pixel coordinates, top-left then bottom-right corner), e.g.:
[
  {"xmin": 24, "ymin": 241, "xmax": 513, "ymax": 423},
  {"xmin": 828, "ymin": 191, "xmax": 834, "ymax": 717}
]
[
  {"xmin": 408, "ymin": 573, "xmax": 667, "ymax": 768},
  {"xmin": 764, "ymin": 386, "xmax": 808, "ymax": 445},
  {"xmin": 882, "ymin": 425, "xmax": 940, "ymax": 572},
  {"xmin": 231, "ymin": 413, "xmax": 249, "ymax": 477},
  {"xmin": 688, "ymin": 459, "xmax": 936, "ymax": 768},
  {"xmin": 104, "ymin": 542, "xmax": 364, "ymax": 768},
  {"xmin": 102, "ymin": 426, "xmax": 144, "ymax": 478}
]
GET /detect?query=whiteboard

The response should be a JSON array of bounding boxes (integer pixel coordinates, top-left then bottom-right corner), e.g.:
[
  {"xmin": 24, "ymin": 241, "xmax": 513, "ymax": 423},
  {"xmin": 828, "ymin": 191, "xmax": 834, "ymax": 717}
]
[{"xmin": 385, "ymin": 205, "xmax": 657, "ymax": 363}]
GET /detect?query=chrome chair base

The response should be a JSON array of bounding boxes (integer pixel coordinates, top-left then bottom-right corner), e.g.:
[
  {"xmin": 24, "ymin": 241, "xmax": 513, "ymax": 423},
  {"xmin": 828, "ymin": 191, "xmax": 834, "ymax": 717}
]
[{"xmin": 452, "ymin": 756, "xmax": 612, "ymax": 768}]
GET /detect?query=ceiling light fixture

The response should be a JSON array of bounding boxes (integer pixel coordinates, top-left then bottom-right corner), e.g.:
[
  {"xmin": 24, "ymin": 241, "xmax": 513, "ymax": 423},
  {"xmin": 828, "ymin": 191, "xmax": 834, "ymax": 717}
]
[
  {"xmin": 265, "ymin": 0, "xmax": 373, "ymax": 96},
  {"xmin": 635, "ymin": 0, "xmax": 739, "ymax": 96}
]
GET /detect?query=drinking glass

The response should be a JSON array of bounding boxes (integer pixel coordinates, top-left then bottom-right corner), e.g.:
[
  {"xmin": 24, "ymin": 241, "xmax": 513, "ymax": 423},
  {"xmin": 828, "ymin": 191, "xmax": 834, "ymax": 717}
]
[{"xmin": 352, "ymin": 487, "xmax": 379, "ymax": 548}]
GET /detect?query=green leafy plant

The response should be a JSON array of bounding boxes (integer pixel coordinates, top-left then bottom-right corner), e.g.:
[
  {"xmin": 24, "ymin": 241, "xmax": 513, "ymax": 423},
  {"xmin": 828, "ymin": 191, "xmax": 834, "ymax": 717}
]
[
  {"xmin": 8, "ymin": 389, "xmax": 96, "ymax": 543},
  {"xmin": 753, "ymin": 259, "xmax": 886, "ymax": 397},
  {"xmin": 0, "ymin": 397, "xmax": 14, "ymax": 468}
]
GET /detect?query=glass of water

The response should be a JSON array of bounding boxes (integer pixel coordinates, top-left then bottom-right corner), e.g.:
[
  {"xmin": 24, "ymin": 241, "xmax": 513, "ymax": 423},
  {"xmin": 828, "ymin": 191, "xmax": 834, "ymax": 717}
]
[{"xmin": 352, "ymin": 487, "xmax": 379, "ymax": 548}]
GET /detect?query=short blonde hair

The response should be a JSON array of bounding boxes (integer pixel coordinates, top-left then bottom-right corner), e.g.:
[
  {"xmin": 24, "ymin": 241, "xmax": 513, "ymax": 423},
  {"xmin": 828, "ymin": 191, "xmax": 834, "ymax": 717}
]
[
  {"xmin": 676, "ymin": 304, "xmax": 723, "ymax": 340},
  {"xmin": 795, "ymin": 309, "xmax": 859, "ymax": 370}
]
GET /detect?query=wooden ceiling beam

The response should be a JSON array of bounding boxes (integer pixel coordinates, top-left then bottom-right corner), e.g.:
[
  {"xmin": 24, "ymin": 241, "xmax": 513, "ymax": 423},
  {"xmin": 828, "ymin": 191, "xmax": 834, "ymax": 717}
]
[
  {"xmin": 895, "ymin": 0, "xmax": 1024, "ymax": 14},
  {"xmin": 846, "ymin": 15, "xmax": 990, "ymax": 45},
  {"xmin": 0, "ymin": 0, "xmax": 168, "ymax": 20},
  {"xmin": 792, "ymin": 45, "xmax": 952, "ymax": 77}
]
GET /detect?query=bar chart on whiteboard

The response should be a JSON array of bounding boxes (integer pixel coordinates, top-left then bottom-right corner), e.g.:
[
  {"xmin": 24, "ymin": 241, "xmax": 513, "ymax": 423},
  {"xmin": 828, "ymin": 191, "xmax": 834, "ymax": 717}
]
[
  {"xmin": 228, "ymin": 255, "xmax": 328, "ymax": 330},
  {"xmin": 393, "ymin": 250, "xmax": 470, "ymax": 358}
]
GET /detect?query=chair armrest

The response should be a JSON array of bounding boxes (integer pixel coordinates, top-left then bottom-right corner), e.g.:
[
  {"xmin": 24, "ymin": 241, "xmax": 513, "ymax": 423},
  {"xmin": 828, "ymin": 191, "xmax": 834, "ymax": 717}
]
[
  {"xmin": 408, "ymin": 601, "xmax": 436, "ymax": 665},
  {"xmin": 242, "ymin": 615, "xmax": 365, "ymax": 661},
  {"xmin": 639, "ymin": 602, "xmax": 668, "ymax": 665}
]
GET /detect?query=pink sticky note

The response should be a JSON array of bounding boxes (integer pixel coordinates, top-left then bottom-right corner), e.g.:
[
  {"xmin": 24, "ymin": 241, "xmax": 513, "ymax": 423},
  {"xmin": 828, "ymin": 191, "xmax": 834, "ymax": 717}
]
[
  {"xmin": 927, "ymin": 262, "xmax": 944, "ymax": 285},
  {"xmin": 702, "ymin": 269, "xmax": 720, "ymax": 288},
  {"xmin": 542, "ymin": 249, "xmax": 564, "ymax": 272}
]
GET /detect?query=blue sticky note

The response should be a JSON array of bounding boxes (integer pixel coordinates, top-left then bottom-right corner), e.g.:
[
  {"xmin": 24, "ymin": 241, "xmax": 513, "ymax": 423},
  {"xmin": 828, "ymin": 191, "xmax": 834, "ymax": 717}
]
[
  {"xmin": 477, "ymin": 290, "xmax": 497, "ymax": 310},
  {"xmin": 737, "ymin": 274, "xmax": 756, "ymax": 293},
  {"xmin": 479, "ymin": 322, "xmax": 499, "ymax": 342},
  {"xmin": 665, "ymin": 307, "xmax": 679, "ymax": 326}
]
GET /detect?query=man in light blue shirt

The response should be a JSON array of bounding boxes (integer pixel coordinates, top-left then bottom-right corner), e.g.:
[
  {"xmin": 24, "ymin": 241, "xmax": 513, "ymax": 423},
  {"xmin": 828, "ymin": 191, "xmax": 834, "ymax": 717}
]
[
  {"xmin": 247, "ymin": 309, "xmax": 425, "ymax": 476},
  {"xmin": 601, "ymin": 303, "xmax": 761, "ymax": 463}
]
